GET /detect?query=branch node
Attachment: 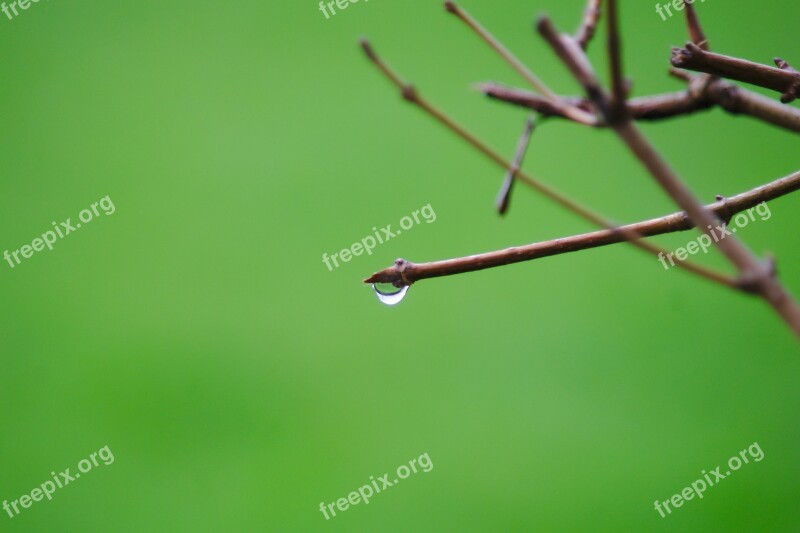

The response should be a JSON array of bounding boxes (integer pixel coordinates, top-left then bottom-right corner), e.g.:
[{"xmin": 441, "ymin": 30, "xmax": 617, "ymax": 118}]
[
  {"xmin": 394, "ymin": 258, "xmax": 414, "ymax": 286},
  {"xmin": 775, "ymin": 57, "xmax": 799, "ymax": 73},
  {"xmin": 574, "ymin": 0, "xmax": 602, "ymax": 50},
  {"xmin": 780, "ymin": 83, "xmax": 800, "ymax": 104},
  {"xmin": 735, "ymin": 258, "xmax": 777, "ymax": 295},
  {"xmin": 402, "ymin": 84, "xmax": 419, "ymax": 102},
  {"xmin": 714, "ymin": 194, "xmax": 734, "ymax": 225}
]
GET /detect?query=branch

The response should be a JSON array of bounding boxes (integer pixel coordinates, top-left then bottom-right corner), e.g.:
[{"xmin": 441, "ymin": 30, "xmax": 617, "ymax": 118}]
[
  {"xmin": 496, "ymin": 116, "xmax": 536, "ymax": 215},
  {"xmin": 479, "ymin": 75, "xmax": 800, "ymax": 133},
  {"xmin": 444, "ymin": 0, "xmax": 555, "ymax": 99},
  {"xmin": 444, "ymin": 0, "xmax": 597, "ymax": 126},
  {"xmin": 683, "ymin": 0, "xmax": 709, "ymax": 51},
  {"xmin": 704, "ymin": 76, "xmax": 800, "ymax": 132},
  {"xmin": 605, "ymin": 0, "xmax": 627, "ymax": 119},
  {"xmin": 365, "ymin": 170, "xmax": 800, "ymax": 285},
  {"xmin": 479, "ymin": 82, "xmax": 714, "ymax": 122},
  {"xmin": 671, "ymin": 43, "xmax": 800, "ymax": 103},
  {"xmin": 574, "ymin": 0, "xmax": 602, "ymax": 50}
]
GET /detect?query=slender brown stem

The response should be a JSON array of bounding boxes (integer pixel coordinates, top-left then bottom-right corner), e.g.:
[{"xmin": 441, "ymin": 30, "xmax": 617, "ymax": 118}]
[
  {"xmin": 671, "ymin": 44, "xmax": 800, "ymax": 103},
  {"xmin": 706, "ymin": 78, "xmax": 800, "ymax": 132},
  {"xmin": 444, "ymin": 1, "xmax": 555, "ymax": 99},
  {"xmin": 683, "ymin": 1, "xmax": 709, "ymax": 51},
  {"xmin": 574, "ymin": 0, "xmax": 602, "ymax": 50},
  {"xmin": 605, "ymin": 0, "xmax": 626, "ymax": 119},
  {"xmin": 444, "ymin": 1, "xmax": 597, "ymax": 126},
  {"xmin": 497, "ymin": 116, "xmax": 535, "ymax": 215},
  {"xmin": 480, "ymin": 77, "xmax": 800, "ymax": 133},
  {"xmin": 536, "ymin": 17, "xmax": 610, "ymax": 119},
  {"xmin": 479, "ymin": 82, "xmax": 714, "ymax": 122},
  {"xmin": 365, "ymin": 170, "xmax": 800, "ymax": 285}
]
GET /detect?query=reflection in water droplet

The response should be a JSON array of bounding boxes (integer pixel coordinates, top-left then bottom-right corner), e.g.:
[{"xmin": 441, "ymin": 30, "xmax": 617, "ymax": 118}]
[{"xmin": 372, "ymin": 283, "xmax": 410, "ymax": 306}]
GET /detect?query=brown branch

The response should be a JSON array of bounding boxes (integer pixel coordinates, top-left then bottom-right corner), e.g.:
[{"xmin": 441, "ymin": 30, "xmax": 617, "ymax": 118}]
[
  {"xmin": 480, "ymin": 68, "xmax": 800, "ymax": 133},
  {"xmin": 496, "ymin": 116, "xmax": 535, "ymax": 215},
  {"xmin": 605, "ymin": 0, "xmax": 626, "ymax": 119},
  {"xmin": 683, "ymin": 1, "xmax": 709, "ymax": 51},
  {"xmin": 365, "ymin": 170, "xmax": 800, "ymax": 285},
  {"xmin": 480, "ymin": 75, "xmax": 800, "ymax": 133},
  {"xmin": 671, "ymin": 43, "xmax": 800, "ymax": 103},
  {"xmin": 535, "ymin": 18, "xmax": 608, "ymax": 117},
  {"xmin": 444, "ymin": 0, "xmax": 555, "ymax": 99},
  {"xmin": 704, "ymin": 76, "xmax": 800, "ymax": 132},
  {"xmin": 479, "ymin": 82, "xmax": 714, "ymax": 122},
  {"xmin": 574, "ymin": 0, "xmax": 602, "ymax": 50},
  {"xmin": 444, "ymin": 0, "xmax": 597, "ymax": 126}
]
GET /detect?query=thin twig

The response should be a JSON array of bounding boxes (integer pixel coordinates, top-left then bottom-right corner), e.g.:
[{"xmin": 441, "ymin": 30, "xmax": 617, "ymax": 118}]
[
  {"xmin": 479, "ymin": 82, "xmax": 714, "ymax": 122},
  {"xmin": 480, "ymin": 76, "xmax": 800, "ymax": 132},
  {"xmin": 574, "ymin": 0, "xmax": 602, "ymax": 50},
  {"xmin": 444, "ymin": 1, "xmax": 597, "ymax": 126},
  {"xmin": 444, "ymin": 0, "xmax": 555, "ymax": 99},
  {"xmin": 497, "ymin": 116, "xmax": 536, "ymax": 215},
  {"xmin": 364, "ymin": 170, "xmax": 800, "ymax": 285},
  {"xmin": 671, "ymin": 44, "xmax": 800, "ymax": 103},
  {"xmin": 706, "ymin": 78, "xmax": 800, "ymax": 132},
  {"xmin": 683, "ymin": 1, "xmax": 709, "ymax": 51},
  {"xmin": 605, "ymin": 0, "xmax": 627, "ymax": 119}
]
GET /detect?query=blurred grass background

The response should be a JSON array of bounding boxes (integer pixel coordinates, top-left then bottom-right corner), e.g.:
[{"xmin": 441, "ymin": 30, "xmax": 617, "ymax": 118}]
[{"xmin": 0, "ymin": 0, "xmax": 798, "ymax": 530}]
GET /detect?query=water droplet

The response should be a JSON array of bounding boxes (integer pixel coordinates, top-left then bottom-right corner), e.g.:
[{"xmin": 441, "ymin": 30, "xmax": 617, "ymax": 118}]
[{"xmin": 372, "ymin": 283, "xmax": 409, "ymax": 306}]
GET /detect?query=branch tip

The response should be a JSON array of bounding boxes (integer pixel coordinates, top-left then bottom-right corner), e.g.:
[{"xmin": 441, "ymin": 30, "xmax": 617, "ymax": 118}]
[{"xmin": 359, "ymin": 38, "xmax": 376, "ymax": 61}]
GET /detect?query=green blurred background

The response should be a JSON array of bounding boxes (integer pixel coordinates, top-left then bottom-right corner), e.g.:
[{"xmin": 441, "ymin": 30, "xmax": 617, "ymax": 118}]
[{"xmin": 0, "ymin": 0, "xmax": 798, "ymax": 530}]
